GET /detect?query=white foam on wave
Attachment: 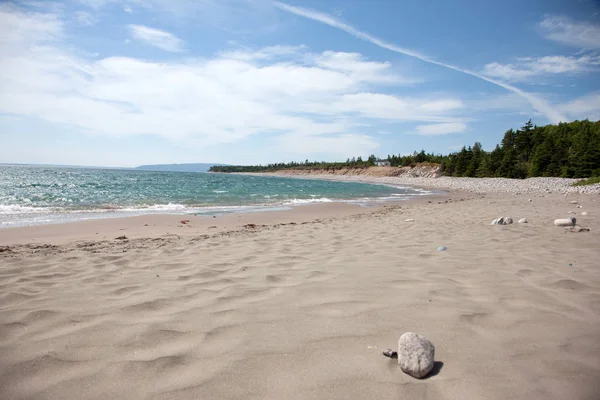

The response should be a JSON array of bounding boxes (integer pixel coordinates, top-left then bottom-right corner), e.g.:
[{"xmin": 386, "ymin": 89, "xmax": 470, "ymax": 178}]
[
  {"xmin": 119, "ymin": 203, "xmax": 188, "ymax": 212},
  {"xmin": 0, "ymin": 204, "xmax": 53, "ymax": 214},
  {"xmin": 286, "ymin": 198, "xmax": 334, "ymax": 205}
]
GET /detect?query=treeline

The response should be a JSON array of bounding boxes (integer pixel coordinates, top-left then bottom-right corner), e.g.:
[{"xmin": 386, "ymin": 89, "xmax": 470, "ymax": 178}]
[
  {"xmin": 443, "ymin": 120, "xmax": 600, "ymax": 178},
  {"xmin": 210, "ymin": 155, "xmax": 381, "ymax": 173},
  {"xmin": 210, "ymin": 120, "xmax": 600, "ymax": 178}
]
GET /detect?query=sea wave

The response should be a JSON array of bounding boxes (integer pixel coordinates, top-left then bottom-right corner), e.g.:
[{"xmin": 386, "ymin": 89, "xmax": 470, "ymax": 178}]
[
  {"xmin": 286, "ymin": 198, "xmax": 334, "ymax": 205},
  {"xmin": 0, "ymin": 204, "xmax": 55, "ymax": 214}
]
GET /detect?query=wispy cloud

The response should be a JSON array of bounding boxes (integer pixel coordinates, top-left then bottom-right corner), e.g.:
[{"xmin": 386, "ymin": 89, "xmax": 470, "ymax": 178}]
[
  {"xmin": 0, "ymin": 5, "xmax": 470, "ymax": 161},
  {"xmin": 77, "ymin": 0, "xmax": 110, "ymax": 9},
  {"xmin": 127, "ymin": 24, "xmax": 185, "ymax": 52},
  {"xmin": 74, "ymin": 10, "xmax": 98, "ymax": 26},
  {"xmin": 559, "ymin": 92, "xmax": 600, "ymax": 120},
  {"xmin": 539, "ymin": 16, "xmax": 600, "ymax": 49},
  {"xmin": 415, "ymin": 122, "xmax": 467, "ymax": 135},
  {"xmin": 272, "ymin": 1, "xmax": 568, "ymax": 123},
  {"xmin": 220, "ymin": 45, "xmax": 307, "ymax": 61},
  {"xmin": 483, "ymin": 55, "xmax": 600, "ymax": 82}
]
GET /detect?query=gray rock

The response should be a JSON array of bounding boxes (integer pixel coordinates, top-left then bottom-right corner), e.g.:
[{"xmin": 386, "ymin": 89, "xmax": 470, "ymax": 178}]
[
  {"xmin": 437, "ymin": 246, "xmax": 447, "ymax": 252},
  {"xmin": 570, "ymin": 200, "xmax": 578, "ymax": 204},
  {"xmin": 491, "ymin": 217, "xmax": 513, "ymax": 225},
  {"xmin": 565, "ymin": 226, "xmax": 590, "ymax": 233},
  {"xmin": 398, "ymin": 332, "xmax": 435, "ymax": 379},
  {"xmin": 518, "ymin": 218, "xmax": 528, "ymax": 224}
]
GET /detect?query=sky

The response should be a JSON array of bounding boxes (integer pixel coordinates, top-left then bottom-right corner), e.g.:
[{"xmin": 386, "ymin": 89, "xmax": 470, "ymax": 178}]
[{"xmin": 0, "ymin": 0, "xmax": 599, "ymax": 167}]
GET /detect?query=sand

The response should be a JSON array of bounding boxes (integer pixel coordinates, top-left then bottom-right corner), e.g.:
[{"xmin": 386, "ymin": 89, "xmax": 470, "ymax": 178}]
[{"xmin": 1, "ymin": 190, "xmax": 600, "ymax": 399}]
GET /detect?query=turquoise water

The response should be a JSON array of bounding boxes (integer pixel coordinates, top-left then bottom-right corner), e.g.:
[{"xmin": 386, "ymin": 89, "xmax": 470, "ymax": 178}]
[{"xmin": 0, "ymin": 165, "xmax": 430, "ymax": 227}]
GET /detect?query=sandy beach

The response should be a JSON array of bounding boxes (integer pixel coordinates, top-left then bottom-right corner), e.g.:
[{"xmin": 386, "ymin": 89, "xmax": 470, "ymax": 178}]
[{"xmin": 1, "ymin": 178, "xmax": 599, "ymax": 399}]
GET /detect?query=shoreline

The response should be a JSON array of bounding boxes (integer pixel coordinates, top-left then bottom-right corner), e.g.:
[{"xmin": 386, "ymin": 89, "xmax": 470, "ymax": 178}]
[
  {"xmin": 0, "ymin": 190, "xmax": 456, "ymax": 247},
  {"xmin": 0, "ymin": 175, "xmax": 437, "ymax": 232},
  {"xmin": 238, "ymin": 171, "xmax": 600, "ymax": 195}
]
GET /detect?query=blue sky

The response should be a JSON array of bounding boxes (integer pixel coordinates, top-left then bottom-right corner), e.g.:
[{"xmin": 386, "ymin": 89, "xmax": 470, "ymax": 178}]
[{"xmin": 0, "ymin": 0, "xmax": 599, "ymax": 167}]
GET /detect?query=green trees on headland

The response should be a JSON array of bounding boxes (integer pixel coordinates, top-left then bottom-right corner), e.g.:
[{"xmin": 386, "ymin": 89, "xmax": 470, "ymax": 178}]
[{"xmin": 209, "ymin": 119, "xmax": 600, "ymax": 178}]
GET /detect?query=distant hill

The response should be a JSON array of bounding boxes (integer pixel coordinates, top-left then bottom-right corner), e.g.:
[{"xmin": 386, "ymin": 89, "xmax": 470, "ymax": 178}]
[{"xmin": 134, "ymin": 163, "xmax": 225, "ymax": 173}]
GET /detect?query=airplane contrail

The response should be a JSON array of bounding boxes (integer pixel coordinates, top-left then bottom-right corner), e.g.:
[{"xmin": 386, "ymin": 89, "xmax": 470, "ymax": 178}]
[{"xmin": 273, "ymin": 1, "xmax": 566, "ymax": 124}]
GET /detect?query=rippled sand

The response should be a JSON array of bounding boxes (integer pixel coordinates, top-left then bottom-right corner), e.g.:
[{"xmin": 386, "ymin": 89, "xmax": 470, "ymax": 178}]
[{"xmin": 1, "ymin": 193, "xmax": 599, "ymax": 399}]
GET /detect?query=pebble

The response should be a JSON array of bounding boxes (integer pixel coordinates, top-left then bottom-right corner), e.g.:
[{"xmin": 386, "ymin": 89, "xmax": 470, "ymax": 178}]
[
  {"xmin": 581, "ymin": 212, "xmax": 588, "ymax": 216},
  {"xmin": 565, "ymin": 226, "xmax": 590, "ymax": 233},
  {"xmin": 570, "ymin": 200, "xmax": 578, "ymax": 204},
  {"xmin": 405, "ymin": 219, "xmax": 415, "ymax": 222},
  {"xmin": 437, "ymin": 246, "xmax": 447, "ymax": 252},
  {"xmin": 318, "ymin": 177, "xmax": 600, "ymax": 195},
  {"xmin": 491, "ymin": 217, "xmax": 513, "ymax": 225},
  {"xmin": 518, "ymin": 218, "xmax": 528, "ymax": 223}
]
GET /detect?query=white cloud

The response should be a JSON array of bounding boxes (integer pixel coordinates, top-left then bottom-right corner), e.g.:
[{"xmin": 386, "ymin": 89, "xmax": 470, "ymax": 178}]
[
  {"xmin": 415, "ymin": 123, "xmax": 467, "ymax": 135},
  {"xmin": 124, "ymin": 5, "xmax": 133, "ymax": 13},
  {"xmin": 483, "ymin": 55, "xmax": 600, "ymax": 82},
  {"xmin": 77, "ymin": 0, "xmax": 110, "ymax": 9},
  {"xmin": 559, "ymin": 93, "xmax": 600, "ymax": 120},
  {"xmin": 127, "ymin": 24, "xmax": 185, "ymax": 52},
  {"xmin": 304, "ymin": 93, "xmax": 465, "ymax": 123},
  {"xmin": 539, "ymin": 16, "xmax": 600, "ymax": 49},
  {"xmin": 74, "ymin": 10, "xmax": 98, "ymax": 26},
  {"xmin": 220, "ymin": 45, "xmax": 307, "ymax": 61},
  {"xmin": 0, "ymin": 4, "xmax": 63, "ymax": 44},
  {"xmin": 272, "ymin": 1, "xmax": 567, "ymax": 124},
  {"xmin": 0, "ymin": 5, "xmax": 472, "ymax": 162}
]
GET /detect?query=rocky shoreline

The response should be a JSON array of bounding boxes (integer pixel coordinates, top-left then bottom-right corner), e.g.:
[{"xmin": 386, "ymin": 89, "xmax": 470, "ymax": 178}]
[{"xmin": 248, "ymin": 172, "xmax": 600, "ymax": 195}]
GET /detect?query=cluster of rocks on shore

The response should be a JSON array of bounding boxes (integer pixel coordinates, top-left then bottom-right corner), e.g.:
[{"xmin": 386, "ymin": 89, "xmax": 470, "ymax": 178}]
[{"xmin": 386, "ymin": 177, "xmax": 600, "ymax": 195}]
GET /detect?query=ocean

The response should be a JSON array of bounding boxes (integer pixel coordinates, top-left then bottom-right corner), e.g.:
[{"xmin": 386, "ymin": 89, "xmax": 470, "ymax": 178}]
[{"xmin": 0, "ymin": 165, "xmax": 430, "ymax": 227}]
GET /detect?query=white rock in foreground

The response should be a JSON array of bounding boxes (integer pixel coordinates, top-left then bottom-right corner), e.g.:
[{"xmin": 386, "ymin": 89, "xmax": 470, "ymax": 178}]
[
  {"xmin": 398, "ymin": 332, "xmax": 435, "ymax": 379},
  {"xmin": 518, "ymin": 218, "xmax": 528, "ymax": 223},
  {"xmin": 491, "ymin": 217, "xmax": 513, "ymax": 225},
  {"xmin": 554, "ymin": 217, "xmax": 576, "ymax": 227}
]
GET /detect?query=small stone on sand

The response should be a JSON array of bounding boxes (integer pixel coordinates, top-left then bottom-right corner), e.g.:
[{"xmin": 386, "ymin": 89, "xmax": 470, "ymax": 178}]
[
  {"xmin": 491, "ymin": 217, "xmax": 513, "ymax": 225},
  {"xmin": 565, "ymin": 226, "xmax": 590, "ymax": 233}
]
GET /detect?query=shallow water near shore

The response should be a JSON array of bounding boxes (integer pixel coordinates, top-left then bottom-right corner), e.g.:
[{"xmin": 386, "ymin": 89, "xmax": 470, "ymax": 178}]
[{"xmin": 0, "ymin": 165, "xmax": 430, "ymax": 227}]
